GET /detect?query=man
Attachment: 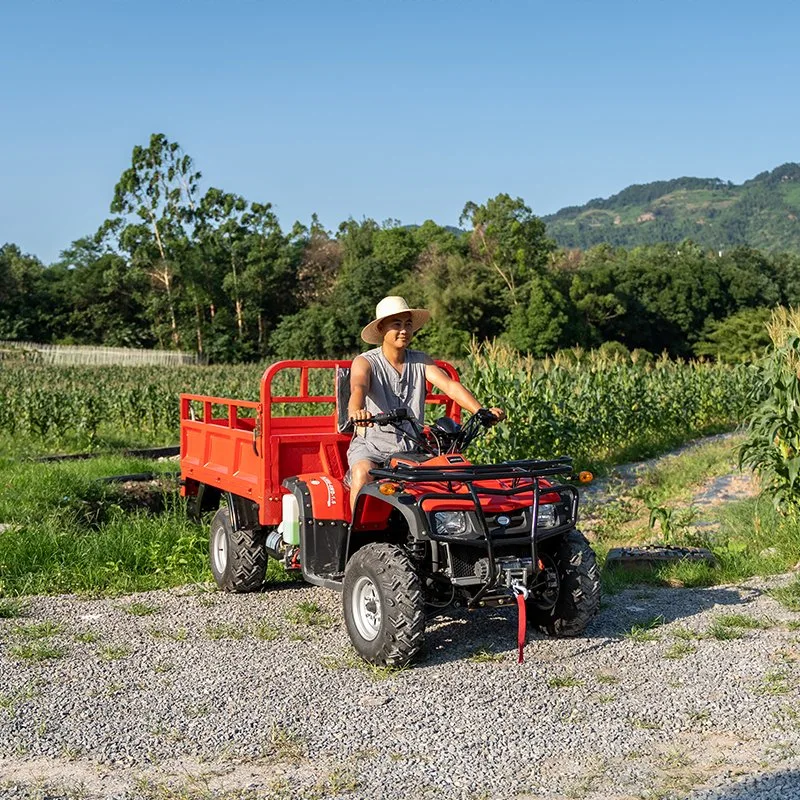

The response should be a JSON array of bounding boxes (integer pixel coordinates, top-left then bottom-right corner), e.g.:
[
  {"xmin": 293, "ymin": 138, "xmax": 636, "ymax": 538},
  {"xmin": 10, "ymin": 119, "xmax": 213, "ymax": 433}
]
[{"xmin": 347, "ymin": 296, "xmax": 505, "ymax": 512}]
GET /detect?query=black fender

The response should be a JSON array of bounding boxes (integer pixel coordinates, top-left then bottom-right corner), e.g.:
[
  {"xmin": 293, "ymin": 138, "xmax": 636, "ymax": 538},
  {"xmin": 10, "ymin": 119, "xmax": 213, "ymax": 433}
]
[{"xmin": 283, "ymin": 477, "xmax": 348, "ymax": 592}]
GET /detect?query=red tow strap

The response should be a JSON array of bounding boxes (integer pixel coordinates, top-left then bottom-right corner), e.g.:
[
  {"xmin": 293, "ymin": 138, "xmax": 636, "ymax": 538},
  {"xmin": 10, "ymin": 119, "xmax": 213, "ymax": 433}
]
[{"xmin": 516, "ymin": 592, "xmax": 527, "ymax": 664}]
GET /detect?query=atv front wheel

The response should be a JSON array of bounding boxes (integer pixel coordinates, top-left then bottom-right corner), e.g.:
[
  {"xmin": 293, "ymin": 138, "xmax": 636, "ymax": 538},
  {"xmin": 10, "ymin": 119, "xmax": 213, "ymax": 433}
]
[
  {"xmin": 343, "ymin": 543, "xmax": 425, "ymax": 667},
  {"xmin": 529, "ymin": 530, "xmax": 600, "ymax": 637},
  {"xmin": 209, "ymin": 507, "xmax": 268, "ymax": 593}
]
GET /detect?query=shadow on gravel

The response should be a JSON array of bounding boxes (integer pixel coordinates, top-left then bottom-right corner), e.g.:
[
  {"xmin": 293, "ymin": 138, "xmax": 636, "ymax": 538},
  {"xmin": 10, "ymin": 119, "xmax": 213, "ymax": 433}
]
[
  {"xmin": 688, "ymin": 768, "xmax": 800, "ymax": 799},
  {"xmin": 419, "ymin": 584, "xmax": 756, "ymax": 666}
]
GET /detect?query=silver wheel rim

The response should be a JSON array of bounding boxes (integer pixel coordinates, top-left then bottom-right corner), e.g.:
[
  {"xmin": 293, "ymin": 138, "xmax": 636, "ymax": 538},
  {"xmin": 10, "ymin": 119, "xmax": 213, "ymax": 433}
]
[
  {"xmin": 351, "ymin": 575, "xmax": 382, "ymax": 641},
  {"xmin": 212, "ymin": 526, "xmax": 228, "ymax": 574}
]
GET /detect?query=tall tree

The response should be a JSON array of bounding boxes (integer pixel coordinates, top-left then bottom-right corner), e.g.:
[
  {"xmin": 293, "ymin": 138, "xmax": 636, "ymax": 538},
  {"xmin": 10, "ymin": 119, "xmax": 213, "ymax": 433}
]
[{"xmin": 111, "ymin": 133, "xmax": 201, "ymax": 346}]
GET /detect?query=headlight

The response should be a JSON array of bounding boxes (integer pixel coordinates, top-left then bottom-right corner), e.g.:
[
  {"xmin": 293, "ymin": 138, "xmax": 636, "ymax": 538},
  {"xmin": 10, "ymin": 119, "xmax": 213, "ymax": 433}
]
[
  {"xmin": 434, "ymin": 511, "xmax": 468, "ymax": 536},
  {"xmin": 536, "ymin": 503, "xmax": 559, "ymax": 529}
]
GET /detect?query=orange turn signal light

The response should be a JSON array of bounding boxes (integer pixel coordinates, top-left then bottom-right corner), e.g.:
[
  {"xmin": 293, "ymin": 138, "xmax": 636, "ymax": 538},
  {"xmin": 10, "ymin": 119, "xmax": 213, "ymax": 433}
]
[
  {"xmin": 379, "ymin": 482, "xmax": 400, "ymax": 495},
  {"xmin": 579, "ymin": 471, "xmax": 594, "ymax": 484}
]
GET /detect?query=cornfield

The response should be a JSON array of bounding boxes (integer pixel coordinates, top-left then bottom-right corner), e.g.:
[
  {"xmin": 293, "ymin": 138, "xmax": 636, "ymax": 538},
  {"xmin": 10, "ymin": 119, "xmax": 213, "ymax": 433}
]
[
  {"xmin": 466, "ymin": 342, "xmax": 757, "ymax": 466},
  {"xmin": 0, "ymin": 349, "xmax": 758, "ymax": 464}
]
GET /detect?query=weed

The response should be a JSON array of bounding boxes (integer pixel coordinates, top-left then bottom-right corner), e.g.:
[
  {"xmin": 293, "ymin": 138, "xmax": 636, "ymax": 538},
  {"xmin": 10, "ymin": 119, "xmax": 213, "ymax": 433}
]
[
  {"xmin": 714, "ymin": 613, "xmax": 772, "ymax": 630},
  {"xmin": 10, "ymin": 642, "xmax": 65, "ymax": 661},
  {"xmin": 0, "ymin": 598, "xmax": 27, "ymax": 618},
  {"xmin": 661, "ymin": 748, "xmax": 691, "ymax": 768},
  {"xmin": 595, "ymin": 694, "xmax": 616, "ymax": 704},
  {"xmin": 468, "ymin": 646, "xmax": 504, "ymax": 663},
  {"xmin": 254, "ymin": 619, "xmax": 281, "ymax": 641},
  {"xmin": 547, "ymin": 673, "xmax": 582, "ymax": 688},
  {"xmin": 12, "ymin": 621, "xmax": 63, "ymax": 639},
  {"xmin": 706, "ymin": 621, "xmax": 745, "ymax": 640},
  {"xmin": 270, "ymin": 724, "xmax": 306, "ymax": 763},
  {"xmin": 624, "ymin": 615, "xmax": 664, "ymax": 643},
  {"xmin": 153, "ymin": 661, "xmax": 174, "ymax": 674},
  {"xmin": 97, "ymin": 645, "xmax": 132, "ymax": 661},
  {"xmin": 759, "ymin": 670, "xmax": 792, "ymax": 696},
  {"xmin": 149, "ymin": 626, "xmax": 187, "ymax": 641},
  {"xmin": 770, "ymin": 579, "xmax": 800, "ymax": 612},
  {"xmin": 689, "ymin": 709, "xmax": 711, "ymax": 723},
  {"xmin": 664, "ymin": 641, "xmax": 696, "ymax": 660},
  {"xmin": 286, "ymin": 601, "xmax": 333, "ymax": 628},
  {"xmin": 632, "ymin": 718, "xmax": 661, "ymax": 730},
  {"xmin": 123, "ymin": 601, "xmax": 160, "ymax": 617},
  {"xmin": 74, "ymin": 631, "xmax": 101, "ymax": 643},
  {"xmin": 0, "ymin": 682, "xmax": 40, "ymax": 714},
  {"xmin": 596, "ymin": 672, "xmax": 621, "ymax": 684},
  {"xmin": 206, "ymin": 623, "xmax": 246, "ymax": 640},
  {"xmin": 672, "ymin": 626, "xmax": 701, "ymax": 640}
]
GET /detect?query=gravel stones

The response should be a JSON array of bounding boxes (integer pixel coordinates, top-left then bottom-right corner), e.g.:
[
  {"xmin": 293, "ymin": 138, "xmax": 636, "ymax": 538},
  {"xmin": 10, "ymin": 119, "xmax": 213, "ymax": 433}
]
[{"xmin": 2, "ymin": 575, "xmax": 800, "ymax": 799}]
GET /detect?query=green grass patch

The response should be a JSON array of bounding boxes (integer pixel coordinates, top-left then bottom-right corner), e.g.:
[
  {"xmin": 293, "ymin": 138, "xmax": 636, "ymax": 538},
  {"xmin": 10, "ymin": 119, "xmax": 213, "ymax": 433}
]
[
  {"xmin": 0, "ymin": 598, "xmax": 27, "ymax": 618},
  {"xmin": 623, "ymin": 615, "xmax": 664, "ymax": 643},
  {"xmin": 206, "ymin": 623, "xmax": 246, "ymax": 641},
  {"xmin": 706, "ymin": 620, "xmax": 744, "ymax": 640},
  {"xmin": 771, "ymin": 578, "xmax": 800, "ymax": 612},
  {"xmin": 286, "ymin": 601, "xmax": 333, "ymax": 628},
  {"xmin": 468, "ymin": 646, "xmax": 504, "ymax": 663},
  {"xmin": 123, "ymin": 602, "xmax": 160, "ymax": 617},
  {"xmin": 10, "ymin": 642, "xmax": 65, "ymax": 661},
  {"xmin": 12, "ymin": 621, "xmax": 64, "ymax": 639},
  {"xmin": 714, "ymin": 613, "xmax": 773, "ymax": 630},
  {"xmin": 547, "ymin": 673, "xmax": 582, "ymax": 688},
  {"xmin": 97, "ymin": 645, "xmax": 132, "ymax": 661},
  {"xmin": 663, "ymin": 641, "xmax": 696, "ymax": 659},
  {"xmin": 254, "ymin": 620, "xmax": 281, "ymax": 641}
]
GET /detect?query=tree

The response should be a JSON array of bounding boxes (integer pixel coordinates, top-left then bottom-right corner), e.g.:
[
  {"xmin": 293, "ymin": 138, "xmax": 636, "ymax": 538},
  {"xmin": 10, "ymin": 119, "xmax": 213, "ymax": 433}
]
[
  {"xmin": 111, "ymin": 133, "xmax": 201, "ymax": 347},
  {"xmin": 460, "ymin": 194, "xmax": 555, "ymax": 306}
]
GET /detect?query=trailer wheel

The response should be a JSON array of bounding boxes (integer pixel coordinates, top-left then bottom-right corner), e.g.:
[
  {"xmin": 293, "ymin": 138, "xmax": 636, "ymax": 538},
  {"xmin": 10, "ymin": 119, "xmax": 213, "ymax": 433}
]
[
  {"xmin": 528, "ymin": 530, "xmax": 600, "ymax": 637},
  {"xmin": 209, "ymin": 507, "xmax": 268, "ymax": 593},
  {"xmin": 343, "ymin": 543, "xmax": 425, "ymax": 667}
]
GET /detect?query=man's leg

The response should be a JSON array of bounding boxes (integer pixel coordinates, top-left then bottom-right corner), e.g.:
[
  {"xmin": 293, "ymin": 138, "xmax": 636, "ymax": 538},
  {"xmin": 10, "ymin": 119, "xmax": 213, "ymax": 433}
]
[{"xmin": 349, "ymin": 459, "xmax": 378, "ymax": 515}]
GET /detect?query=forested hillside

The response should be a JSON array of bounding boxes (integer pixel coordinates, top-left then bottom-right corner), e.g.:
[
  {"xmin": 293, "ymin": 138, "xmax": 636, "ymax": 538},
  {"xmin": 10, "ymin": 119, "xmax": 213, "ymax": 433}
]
[
  {"xmin": 2, "ymin": 135, "xmax": 798, "ymax": 363},
  {"xmin": 544, "ymin": 163, "xmax": 800, "ymax": 251}
]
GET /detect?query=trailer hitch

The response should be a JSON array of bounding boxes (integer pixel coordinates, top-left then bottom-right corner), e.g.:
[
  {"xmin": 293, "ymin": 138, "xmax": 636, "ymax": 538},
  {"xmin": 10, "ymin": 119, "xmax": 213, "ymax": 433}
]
[{"xmin": 511, "ymin": 581, "xmax": 529, "ymax": 664}]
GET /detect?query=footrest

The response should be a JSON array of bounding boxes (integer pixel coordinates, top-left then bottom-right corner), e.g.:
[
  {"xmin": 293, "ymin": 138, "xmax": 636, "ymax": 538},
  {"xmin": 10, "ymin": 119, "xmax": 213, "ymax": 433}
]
[{"xmin": 605, "ymin": 545, "xmax": 717, "ymax": 570}]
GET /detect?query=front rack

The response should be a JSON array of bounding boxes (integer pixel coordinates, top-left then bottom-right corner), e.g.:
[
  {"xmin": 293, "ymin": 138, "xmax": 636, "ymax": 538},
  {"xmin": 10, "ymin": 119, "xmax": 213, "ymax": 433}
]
[{"xmin": 369, "ymin": 456, "xmax": 578, "ymax": 607}]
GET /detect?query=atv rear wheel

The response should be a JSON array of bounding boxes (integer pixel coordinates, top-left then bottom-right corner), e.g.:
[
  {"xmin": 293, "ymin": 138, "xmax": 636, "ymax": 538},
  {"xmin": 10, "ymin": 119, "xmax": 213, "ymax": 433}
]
[
  {"xmin": 343, "ymin": 543, "xmax": 425, "ymax": 667},
  {"xmin": 528, "ymin": 530, "xmax": 600, "ymax": 637},
  {"xmin": 209, "ymin": 507, "xmax": 268, "ymax": 593}
]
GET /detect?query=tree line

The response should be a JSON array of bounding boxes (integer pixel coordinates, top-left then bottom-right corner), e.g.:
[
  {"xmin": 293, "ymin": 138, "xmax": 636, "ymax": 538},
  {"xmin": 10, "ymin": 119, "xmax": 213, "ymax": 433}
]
[{"xmin": 2, "ymin": 134, "xmax": 797, "ymax": 363}]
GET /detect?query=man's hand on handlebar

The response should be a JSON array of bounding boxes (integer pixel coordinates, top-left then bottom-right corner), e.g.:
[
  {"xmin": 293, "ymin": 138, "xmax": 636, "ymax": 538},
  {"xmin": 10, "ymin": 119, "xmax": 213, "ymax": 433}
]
[
  {"xmin": 350, "ymin": 408, "xmax": 373, "ymax": 427},
  {"xmin": 475, "ymin": 406, "xmax": 506, "ymax": 426}
]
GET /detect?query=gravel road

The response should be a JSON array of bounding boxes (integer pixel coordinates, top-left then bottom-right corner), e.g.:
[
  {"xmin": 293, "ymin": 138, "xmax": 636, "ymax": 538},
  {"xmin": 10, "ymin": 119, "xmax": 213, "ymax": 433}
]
[{"xmin": 2, "ymin": 570, "xmax": 800, "ymax": 800}]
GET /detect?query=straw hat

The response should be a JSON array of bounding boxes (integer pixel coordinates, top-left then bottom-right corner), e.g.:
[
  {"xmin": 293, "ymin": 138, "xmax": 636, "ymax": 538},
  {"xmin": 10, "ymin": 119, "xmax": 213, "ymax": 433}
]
[{"xmin": 360, "ymin": 296, "xmax": 430, "ymax": 345}]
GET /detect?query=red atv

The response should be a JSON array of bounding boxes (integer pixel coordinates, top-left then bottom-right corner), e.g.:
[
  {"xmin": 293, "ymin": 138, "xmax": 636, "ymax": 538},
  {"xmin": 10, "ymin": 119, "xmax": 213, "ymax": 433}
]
[{"xmin": 180, "ymin": 360, "xmax": 600, "ymax": 666}]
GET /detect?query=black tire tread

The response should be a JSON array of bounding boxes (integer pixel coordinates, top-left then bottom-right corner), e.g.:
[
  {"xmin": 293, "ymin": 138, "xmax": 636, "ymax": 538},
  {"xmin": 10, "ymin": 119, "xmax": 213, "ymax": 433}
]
[
  {"xmin": 532, "ymin": 529, "xmax": 600, "ymax": 637},
  {"xmin": 343, "ymin": 543, "xmax": 425, "ymax": 667},
  {"xmin": 209, "ymin": 507, "xmax": 268, "ymax": 593}
]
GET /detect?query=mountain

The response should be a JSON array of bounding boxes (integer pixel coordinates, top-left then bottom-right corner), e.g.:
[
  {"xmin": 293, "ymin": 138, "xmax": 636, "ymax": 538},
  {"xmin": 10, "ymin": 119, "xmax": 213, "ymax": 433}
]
[{"xmin": 543, "ymin": 163, "xmax": 800, "ymax": 252}]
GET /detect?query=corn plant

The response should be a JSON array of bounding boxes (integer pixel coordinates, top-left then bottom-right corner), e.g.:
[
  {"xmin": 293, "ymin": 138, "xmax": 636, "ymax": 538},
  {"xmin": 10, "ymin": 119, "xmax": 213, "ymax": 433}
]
[{"xmin": 740, "ymin": 307, "xmax": 800, "ymax": 510}]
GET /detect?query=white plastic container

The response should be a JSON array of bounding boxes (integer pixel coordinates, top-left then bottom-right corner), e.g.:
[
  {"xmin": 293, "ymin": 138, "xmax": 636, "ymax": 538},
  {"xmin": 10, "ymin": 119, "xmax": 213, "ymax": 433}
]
[{"xmin": 281, "ymin": 493, "xmax": 300, "ymax": 546}]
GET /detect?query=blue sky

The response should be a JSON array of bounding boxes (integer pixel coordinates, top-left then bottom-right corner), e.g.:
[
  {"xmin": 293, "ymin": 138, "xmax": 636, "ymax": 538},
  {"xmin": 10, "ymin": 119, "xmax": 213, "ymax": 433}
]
[{"xmin": 1, "ymin": 0, "xmax": 798, "ymax": 264}]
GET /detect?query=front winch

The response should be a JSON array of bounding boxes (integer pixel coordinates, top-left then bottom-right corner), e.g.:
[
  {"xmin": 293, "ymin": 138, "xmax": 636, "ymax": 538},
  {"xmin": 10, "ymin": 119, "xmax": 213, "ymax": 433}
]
[{"xmin": 474, "ymin": 556, "xmax": 534, "ymax": 588}]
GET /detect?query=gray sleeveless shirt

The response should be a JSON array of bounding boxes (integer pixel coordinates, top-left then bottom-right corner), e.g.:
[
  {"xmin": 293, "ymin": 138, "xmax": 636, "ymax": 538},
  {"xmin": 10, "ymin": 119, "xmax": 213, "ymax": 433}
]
[{"xmin": 346, "ymin": 347, "xmax": 429, "ymax": 467}]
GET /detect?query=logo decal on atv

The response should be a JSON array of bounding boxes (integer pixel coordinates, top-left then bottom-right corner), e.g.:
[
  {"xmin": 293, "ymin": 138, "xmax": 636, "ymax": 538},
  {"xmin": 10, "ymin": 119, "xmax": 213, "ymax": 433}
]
[{"xmin": 320, "ymin": 475, "xmax": 337, "ymax": 507}]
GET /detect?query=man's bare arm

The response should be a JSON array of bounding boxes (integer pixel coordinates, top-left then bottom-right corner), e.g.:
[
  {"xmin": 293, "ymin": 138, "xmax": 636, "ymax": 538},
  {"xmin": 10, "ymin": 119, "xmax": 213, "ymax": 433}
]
[
  {"xmin": 348, "ymin": 355, "xmax": 372, "ymax": 424},
  {"xmin": 424, "ymin": 361, "xmax": 506, "ymax": 421}
]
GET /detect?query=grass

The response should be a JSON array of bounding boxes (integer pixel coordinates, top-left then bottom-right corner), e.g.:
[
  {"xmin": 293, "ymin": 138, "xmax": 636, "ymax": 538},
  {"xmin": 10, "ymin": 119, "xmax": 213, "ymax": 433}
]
[
  {"xmin": 0, "ymin": 598, "xmax": 27, "ymax": 618},
  {"xmin": 706, "ymin": 620, "xmax": 744, "ymax": 641},
  {"xmin": 254, "ymin": 619, "xmax": 281, "ymax": 641},
  {"xmin": 547, "ymin": 673, "xmax": 583, "ymax": 688},
  {"xmin": 623, "ymin": 615, "xmax": 664, "ymax": 643},
  {"xmin": 663, "ymin": 641, "xmax": 696, "ymax": 659},
  {"xmin": 10, "ymin": 642, "xmax": 65, "ymax": 661},
  {"xmin": 206, "ymin": 623, "xmax": 246, "ymax": 641},
  {"xmin": 770, "ymin": 578, "xmax": 800, "ymax": 611},
  {"xmin": 123, "ymin": 602, "xmax": 160, "ymax": 616},
  {"xmin": 286, "ymin": 601, "xmax": 333, "ymax": 627},
  {"xmin": 468, "ymin": 646, "xmax": 505, "ymax": 663},
  {"xmin": 12, "ymin": 621, "xmax": 63, "ymax": 639},
  {"xmin": 98, "ymin": 645, "xmax": 132, "ymax": 661}
]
